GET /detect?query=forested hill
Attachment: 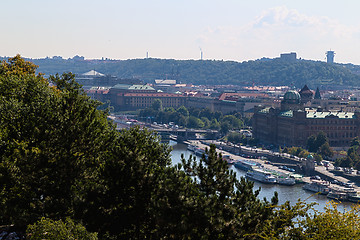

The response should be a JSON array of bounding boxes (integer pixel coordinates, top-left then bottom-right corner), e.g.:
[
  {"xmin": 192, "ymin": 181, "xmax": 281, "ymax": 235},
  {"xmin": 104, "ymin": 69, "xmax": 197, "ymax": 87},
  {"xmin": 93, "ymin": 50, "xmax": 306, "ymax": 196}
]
[{"xmin": 25, "ymin": 57, "xmax": 360, "ymax": 87}]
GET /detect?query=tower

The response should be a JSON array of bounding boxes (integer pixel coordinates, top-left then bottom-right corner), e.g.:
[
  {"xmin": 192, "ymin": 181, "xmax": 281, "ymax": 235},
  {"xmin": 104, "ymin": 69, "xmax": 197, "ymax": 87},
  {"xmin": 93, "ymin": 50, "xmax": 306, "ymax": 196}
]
[{"xmin": 326, "ymin": 50, "xmax": 335, "ymax": 63}]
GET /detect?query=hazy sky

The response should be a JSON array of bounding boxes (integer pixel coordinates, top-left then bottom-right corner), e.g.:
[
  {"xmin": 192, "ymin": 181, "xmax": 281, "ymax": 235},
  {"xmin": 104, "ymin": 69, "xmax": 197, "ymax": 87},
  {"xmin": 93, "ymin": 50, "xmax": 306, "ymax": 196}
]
[{"xmin": 2, "ymin": 0, "xmax": 360, "ymax": 64}]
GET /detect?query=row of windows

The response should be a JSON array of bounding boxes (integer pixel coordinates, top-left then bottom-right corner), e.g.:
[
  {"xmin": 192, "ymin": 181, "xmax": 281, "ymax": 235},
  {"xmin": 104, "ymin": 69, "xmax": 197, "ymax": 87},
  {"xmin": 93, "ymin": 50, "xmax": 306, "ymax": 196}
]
[
  {"xmin": 309, "ymin": 120, "xmax": 354, "ymax": 125},
  {"xmin": 310, "ymin": 126, "xmax": 355, "ymax": 130},
  {"xmin": 308, "ymin": 132, "xmax": 354, "ymax": 139}
]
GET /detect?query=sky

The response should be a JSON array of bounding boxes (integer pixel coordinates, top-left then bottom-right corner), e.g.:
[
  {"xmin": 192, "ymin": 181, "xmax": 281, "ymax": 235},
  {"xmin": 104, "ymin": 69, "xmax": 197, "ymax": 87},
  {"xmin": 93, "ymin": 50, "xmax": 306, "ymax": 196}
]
[{"xmin": 2, "ymin": 0, "xmax": 360, "ymax": 64}]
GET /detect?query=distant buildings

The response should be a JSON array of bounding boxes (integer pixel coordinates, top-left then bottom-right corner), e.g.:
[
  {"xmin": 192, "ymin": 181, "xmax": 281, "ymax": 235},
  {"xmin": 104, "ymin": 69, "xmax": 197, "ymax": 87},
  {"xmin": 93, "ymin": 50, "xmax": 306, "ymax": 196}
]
[
  {"xmin": 280, "ymin": 52, "xmax": 297, "ymax": 62},
  {"xmin": 253, "ymin": 86, "xmax": 360, "ymax": 148}
]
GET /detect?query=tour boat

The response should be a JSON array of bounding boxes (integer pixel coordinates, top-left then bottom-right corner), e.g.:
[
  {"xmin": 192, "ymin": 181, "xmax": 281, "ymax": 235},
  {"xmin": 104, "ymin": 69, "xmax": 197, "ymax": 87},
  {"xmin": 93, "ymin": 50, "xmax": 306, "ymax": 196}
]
[
  {"xmin": 277, "ymin": 176, "xmax": 296, "ymax": 186},
  {"xmin": 234, "ymin": 159, "xmax": 261, "ymax": 172},
  {"xmin": 246, "ymin": 168, "xmax": 277, "ymax": 184},
  {"xmin": 327, "ymin": 186, "xmax": 360, "ymax": 202},
  {"xmin": 302, "ymin": 180, "xmax": 330, "ymax": 195}
]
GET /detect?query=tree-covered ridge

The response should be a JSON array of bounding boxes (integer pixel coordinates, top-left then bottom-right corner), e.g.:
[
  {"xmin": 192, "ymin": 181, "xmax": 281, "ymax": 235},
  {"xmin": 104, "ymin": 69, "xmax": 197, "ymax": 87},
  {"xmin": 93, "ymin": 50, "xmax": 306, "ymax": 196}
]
[{"xmin": 24, "ymin": 57, "xmax": 360, "ymax": 87}]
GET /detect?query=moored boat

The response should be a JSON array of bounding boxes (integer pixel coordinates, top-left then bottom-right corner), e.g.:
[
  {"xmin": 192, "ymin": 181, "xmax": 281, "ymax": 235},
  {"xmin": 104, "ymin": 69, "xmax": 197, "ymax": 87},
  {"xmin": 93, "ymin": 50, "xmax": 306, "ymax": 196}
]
[
  {"xmin": 187, "ymin": 144, "xmax": 195, "ymax": 152},
  {"xmin": 246, "ymin": 168, "xmax": 277, "ymax": 184},
  {"xmin": 327, "ymin": 190, "xmax": 347, "ymax": 201},
  {"xmin": 277, "ymin": 176, "xmax": 296, "ymax": 186},
  {"xmin": 303, "ymin": 180, "xmax": 330, "ymax": 195},
  {"xmin": 234, "ymin": 159, "xmax": 261, "ymax": 172},
  {"xmin": 327, "ymin": 186, "xmax": 360, "ymax": 202}
]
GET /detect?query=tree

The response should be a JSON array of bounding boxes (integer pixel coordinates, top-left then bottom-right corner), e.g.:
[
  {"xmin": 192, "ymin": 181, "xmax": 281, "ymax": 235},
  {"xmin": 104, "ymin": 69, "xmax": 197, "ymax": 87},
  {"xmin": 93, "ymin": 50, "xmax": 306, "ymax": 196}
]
[
  {"xmin": 220, "ymin": 122, "xmax": 231, "ymax": 135},
  {"xmin": 151, "ymin": 98, "xmax": 163, "ymax": 111},
  {"xmin": 227, "ymin": 132, "xmax": 243, "ymax": 143},
  {"xmin": 187, "ymin": 116, "xmax": 204, "ymax": 128},
  {"xmin": 177, "ymin": 105, "xmax": 189, "ymax": 117},
  {"xmin": 319, "ymin": 142, "xmax": 334, "ymax": 158},
  {"xmin": 210, "ymin": 118, "xmax": 220, "ymax": 130},
  {"xmin": 222, "ymin": 115, "xmax": 243, "ymax": 129},
  {"xmin": 351, "ymin": 137, "xmax": 360, "ymax": 147},
  {"xmin": 315, "ymin": 131, "xmax": 327, "ymax": 151},
  {"xmin": 27, "ymin": 218, "xmax": 97, "ymax": 240},
  {"xmin": 0, "ymin": 70, "xmax": 115, "ymax": 228},
  {"xmin": 180, "ymin": 145, "xmax": 279, "ymax": 239},
  {"xmin": 306, "ymin": 135, "xmax": 317, "ymax": 152}
]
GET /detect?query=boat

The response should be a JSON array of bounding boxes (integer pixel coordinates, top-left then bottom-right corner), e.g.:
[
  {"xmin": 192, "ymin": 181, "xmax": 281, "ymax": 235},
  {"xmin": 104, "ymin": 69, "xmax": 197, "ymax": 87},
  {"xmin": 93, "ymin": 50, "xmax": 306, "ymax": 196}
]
[
  {"xmin": 246, "ymin": 168, "xmax": 277, "ymax": 184},
  {"xmin": 327, "ymin": 186, "xmax": 360, "ymax": 202},
  {"xmin": 234, "ymin": 159, "xmax": 261, "ymax": 172},
  {"xmin": 290, "ymin": 174, "xmax": 305, "ymax": 184},
  {"xmin": 348, "ymin": 194, "xmax": 360, "ymax": 203},
  {"xmin": 277, "ymin": 176, "xmax": 296, "ymax": 186},
  {"xmin": 327, "ymin": 190, "xmax": 348, "ymax": 201},
  {"xmin": 187, "ymin": 144, "xmax": 195, "ymax": 152},
  {"xmin": 303, "ymin": 180, "xmax": 330, "ymax": 195},
  {"xmin": 194, "ymin": 147, "xmax": 205, "ymax": 157},
  {"xmin": 222, "ymin": 155, "xmax": 235, "ymax": 165}
]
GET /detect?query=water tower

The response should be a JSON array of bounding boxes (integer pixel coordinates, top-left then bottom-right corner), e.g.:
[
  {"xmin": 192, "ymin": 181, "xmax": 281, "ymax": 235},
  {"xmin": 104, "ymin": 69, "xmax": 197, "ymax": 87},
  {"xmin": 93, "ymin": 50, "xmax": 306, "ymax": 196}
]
[{"xmin": 326, "ymin": 50, "xmax": 335, "ymax": 63}]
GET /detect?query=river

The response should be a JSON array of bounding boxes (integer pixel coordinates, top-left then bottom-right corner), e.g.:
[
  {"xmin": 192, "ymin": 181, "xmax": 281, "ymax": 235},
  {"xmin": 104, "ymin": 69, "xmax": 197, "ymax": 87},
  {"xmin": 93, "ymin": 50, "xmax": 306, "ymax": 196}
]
[{"xmin": 169, "ymin": 141, "xmax": 355, "ymax": 212}]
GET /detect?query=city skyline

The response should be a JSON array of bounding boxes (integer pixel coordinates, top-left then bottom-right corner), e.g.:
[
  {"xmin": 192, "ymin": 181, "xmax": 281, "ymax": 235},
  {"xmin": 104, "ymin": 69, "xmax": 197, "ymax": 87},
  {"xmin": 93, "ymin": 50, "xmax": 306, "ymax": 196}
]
[{"xmin": 2, "ymin": 0, "xmax": 360, "ymax": 64}]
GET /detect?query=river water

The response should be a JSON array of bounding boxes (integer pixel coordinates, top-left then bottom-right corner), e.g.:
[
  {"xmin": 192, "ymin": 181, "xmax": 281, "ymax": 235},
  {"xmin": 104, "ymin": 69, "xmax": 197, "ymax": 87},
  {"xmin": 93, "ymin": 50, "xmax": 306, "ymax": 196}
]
[{"xmin": 169, "ymin": 141, "xmax": 355, "ymax": 213}]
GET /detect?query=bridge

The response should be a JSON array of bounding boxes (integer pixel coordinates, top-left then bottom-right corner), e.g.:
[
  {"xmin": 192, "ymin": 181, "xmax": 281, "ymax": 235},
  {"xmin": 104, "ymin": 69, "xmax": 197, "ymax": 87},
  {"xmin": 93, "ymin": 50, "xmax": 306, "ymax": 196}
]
[
  {"xmin": 115, "ymin": 122, "xmax": 219, "ymax": 141},
  {"xmin": 152, "ymin": 128, "xmax": 219, "ymax": 141}
]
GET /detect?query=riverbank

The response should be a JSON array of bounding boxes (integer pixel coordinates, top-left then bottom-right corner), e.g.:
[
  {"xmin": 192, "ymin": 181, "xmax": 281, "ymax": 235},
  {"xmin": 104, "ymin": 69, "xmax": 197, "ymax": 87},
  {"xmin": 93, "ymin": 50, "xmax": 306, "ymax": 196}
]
[{"xmin": 183, "ymin": 140, "xmax": 360, "ymax": 204}]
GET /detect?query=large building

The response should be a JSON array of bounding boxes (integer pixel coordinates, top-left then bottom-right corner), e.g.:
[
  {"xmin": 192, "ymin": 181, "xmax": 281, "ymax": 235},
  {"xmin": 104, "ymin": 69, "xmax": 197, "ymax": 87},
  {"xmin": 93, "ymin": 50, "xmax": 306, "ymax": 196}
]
[
  {"xmin": 108, "ymin": 84, "xmax": 186, "ymax": 111},
  {"xmin": 253, "ymin": 88, "xmax": 360, "ymax": 148}
]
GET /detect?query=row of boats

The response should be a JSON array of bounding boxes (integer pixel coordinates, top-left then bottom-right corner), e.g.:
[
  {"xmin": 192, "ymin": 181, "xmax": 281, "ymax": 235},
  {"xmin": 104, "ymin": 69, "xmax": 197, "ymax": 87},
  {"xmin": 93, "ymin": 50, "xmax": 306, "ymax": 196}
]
[
  {"xmin": 187, "ymin": 144, "xmax": 300, "ymax": 186},
  {"xmin": 302, "ymin": 180, "xmax": 360, "ymax": 203},
  {"xmin": 187, "ymin": 143, "xmax": 360, "ymax": 202},
  {"xmin": 235, "ymin": 160, "xmax": 299, "ymax": 186}
]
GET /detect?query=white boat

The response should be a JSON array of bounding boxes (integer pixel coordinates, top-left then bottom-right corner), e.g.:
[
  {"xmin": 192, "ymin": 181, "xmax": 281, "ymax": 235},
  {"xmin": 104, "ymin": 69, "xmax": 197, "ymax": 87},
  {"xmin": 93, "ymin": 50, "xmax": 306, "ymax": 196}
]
[
  {"xmin": 246, "ymin": 168, "xmax": 277, "ymax": 184},
  {"xmin": 327, "ymin": 190, "xmax": 347, "ymax": 201},
  {"xmin": 327, "ymin": 186, "xmax": 359, "ymax": 202},
  {"xmin": 187, "ymin": 144, "xmax": 195, "ymax": 152},
  {"xmin": 277, "ymin": 176, "xmax": 296, "ymax": 186},
  {"xmin": 303, "ymin": 180, "xmax": 330, "ymax": 195},
  {"xmin": 234, "ymin": 159, "xmax": 260, "ymax": 172}
]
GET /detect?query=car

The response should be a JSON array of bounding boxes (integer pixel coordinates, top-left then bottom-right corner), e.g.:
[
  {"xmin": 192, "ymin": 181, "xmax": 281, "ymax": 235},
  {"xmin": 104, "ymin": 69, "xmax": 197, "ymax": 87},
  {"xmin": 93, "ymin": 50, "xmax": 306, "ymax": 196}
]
[{"xmin": 310, "ymin": 175, "xmax": 321, "ymax": 180}]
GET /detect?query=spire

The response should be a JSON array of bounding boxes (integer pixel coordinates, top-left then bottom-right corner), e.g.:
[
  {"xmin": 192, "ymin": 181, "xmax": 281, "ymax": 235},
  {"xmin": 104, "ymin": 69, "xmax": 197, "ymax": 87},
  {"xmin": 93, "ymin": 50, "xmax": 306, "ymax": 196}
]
[{"xmin": 314, "ymin": 87, "xmax": 321, "ymax": 99}]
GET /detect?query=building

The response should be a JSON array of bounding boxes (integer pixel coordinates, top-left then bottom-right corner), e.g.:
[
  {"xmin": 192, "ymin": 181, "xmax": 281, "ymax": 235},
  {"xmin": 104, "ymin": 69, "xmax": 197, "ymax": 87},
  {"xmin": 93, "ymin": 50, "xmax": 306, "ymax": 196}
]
[
  {"xmin": 253, "ymin": 87, "xmax": 360, "ymax": 148},
  {"xmin": 326, "ymin": 50, "xmax": 335, "ymax": 64},
  {"xmin": 280, "ymin": 52, "xmax": 297, "ymax": 61},
  {"xmin": 122, "ymin": 92, "xmax": 186, "ymax": 110}
]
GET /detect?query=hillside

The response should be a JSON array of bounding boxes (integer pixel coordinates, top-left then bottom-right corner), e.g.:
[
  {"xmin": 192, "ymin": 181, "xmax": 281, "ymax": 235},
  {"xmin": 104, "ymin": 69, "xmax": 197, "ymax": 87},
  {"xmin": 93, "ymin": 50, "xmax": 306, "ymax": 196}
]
[{"xmin": 22, "ymin": 57, "xmax": 360, "ymax": 87}]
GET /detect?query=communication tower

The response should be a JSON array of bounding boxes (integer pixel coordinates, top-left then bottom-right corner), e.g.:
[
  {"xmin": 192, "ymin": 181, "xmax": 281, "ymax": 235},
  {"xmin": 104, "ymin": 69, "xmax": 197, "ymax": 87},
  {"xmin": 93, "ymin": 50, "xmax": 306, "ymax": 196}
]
[{"xmin": 326, "ymin": 50, "xmax": 335, "ymax": 63}]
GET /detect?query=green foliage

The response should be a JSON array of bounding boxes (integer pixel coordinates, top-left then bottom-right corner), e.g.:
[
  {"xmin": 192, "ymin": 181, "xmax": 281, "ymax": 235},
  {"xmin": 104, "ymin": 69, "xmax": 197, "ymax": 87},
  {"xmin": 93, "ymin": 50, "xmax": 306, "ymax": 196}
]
[
  {"xmin": 319, "ymin": 142, "xmax": 334, "ymax": 158},
  {"xmin": 313, "ymin": 153, "xmax": 323, "ymax": 164},
  {"xmin": 227, "ymin": 132, "xmax": 244, "ymax": 143},
  {"xmin": 283, "ymin": 147, "xmax": 309, "ymax": 158},
  {"xmin": 187, "ymin": 116, "xmax": 205, "ymax": 128},
  {"xmin": 306, "ymin": 131, "xmax": 333, "ymax": 158},
  {"xmin": 151, "ymin": 98, "xmax": 163, "ymax": 111},
  {"xmin": 222, "ymin": 115, "xmax": 243, "ymax": 129},
  {"xmin": 0, "ymin": 54, "xmax": 39, "ymax": 77},
  {"xmin": 336, "ymin": 137, "xmax": 360, "ymax": 169},
  {"xmin": 27, "ymin": 217, "xmax": 97, "ymax": 240},
  {"xmin": 306, "ymin": 135, "xmax": 317, "ymax": 152},
  {"xmin": 180, "ymin": 144, "xmax": 279, "ymax": 239},
  {"xmin": 176, "ymin": 105, "xmax": 189, "ymax": 117}
]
